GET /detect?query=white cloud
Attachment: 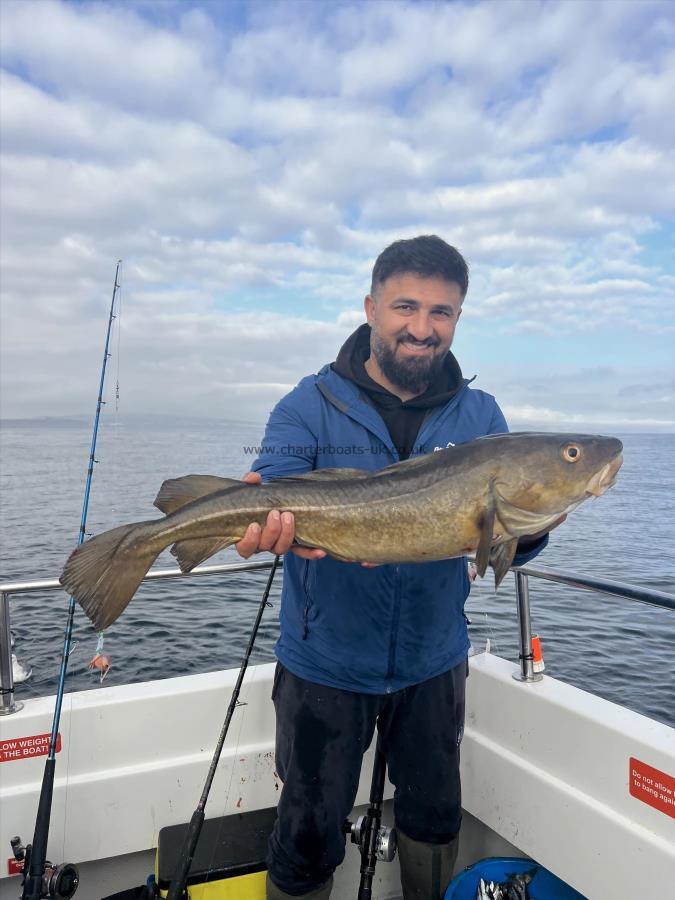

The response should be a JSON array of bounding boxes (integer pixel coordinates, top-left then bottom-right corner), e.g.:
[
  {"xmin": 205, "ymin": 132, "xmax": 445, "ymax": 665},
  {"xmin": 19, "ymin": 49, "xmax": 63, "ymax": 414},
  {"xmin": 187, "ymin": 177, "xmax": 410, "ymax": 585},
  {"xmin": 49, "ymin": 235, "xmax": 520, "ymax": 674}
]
[
  {"xmin": 1, "ymin": 0, "xmax": 674, "ymax": 428},
  {"xmin": 337, "ymin": 309, "xmax": 366, "ymax": 328},
  {"xmin": 503, "ymin": 403, "xmax": 675, "ymax": 430},
  {"xmin": 0, "ymin": 0, "xmax": 216, "ymax": 113}
]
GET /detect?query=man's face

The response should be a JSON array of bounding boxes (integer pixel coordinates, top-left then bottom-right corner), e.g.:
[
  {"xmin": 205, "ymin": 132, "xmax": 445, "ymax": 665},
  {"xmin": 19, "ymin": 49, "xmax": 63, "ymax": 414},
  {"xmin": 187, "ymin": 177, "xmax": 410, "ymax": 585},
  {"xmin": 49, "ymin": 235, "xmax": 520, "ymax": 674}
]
[{"xmin": 364, "ymin": 273, "xmax": 463, "ymax": 396}]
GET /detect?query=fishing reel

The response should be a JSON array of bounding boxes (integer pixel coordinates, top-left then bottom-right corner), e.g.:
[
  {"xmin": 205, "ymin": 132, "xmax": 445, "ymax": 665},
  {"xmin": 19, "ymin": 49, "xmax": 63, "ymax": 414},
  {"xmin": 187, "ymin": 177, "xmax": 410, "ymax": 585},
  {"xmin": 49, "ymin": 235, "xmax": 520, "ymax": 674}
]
[
  {"xmin": 10, "ymin": 838, "xmax": 80, "ymax": 899},
  {"xmin": 343, "ymin": 746, "xmax": 397, "ymax": 899},
  {"xmin": 345, "ymin": 815, "xmax": 397, "ymax": 862}
]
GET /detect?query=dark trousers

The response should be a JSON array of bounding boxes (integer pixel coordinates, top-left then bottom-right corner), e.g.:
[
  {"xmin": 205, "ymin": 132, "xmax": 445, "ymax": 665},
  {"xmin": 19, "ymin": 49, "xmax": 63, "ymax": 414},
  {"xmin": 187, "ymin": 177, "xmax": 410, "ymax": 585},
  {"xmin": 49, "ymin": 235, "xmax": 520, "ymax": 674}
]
[{"xmin": 267, "ymin": 660, "xmax": 467, "ymax": 894}]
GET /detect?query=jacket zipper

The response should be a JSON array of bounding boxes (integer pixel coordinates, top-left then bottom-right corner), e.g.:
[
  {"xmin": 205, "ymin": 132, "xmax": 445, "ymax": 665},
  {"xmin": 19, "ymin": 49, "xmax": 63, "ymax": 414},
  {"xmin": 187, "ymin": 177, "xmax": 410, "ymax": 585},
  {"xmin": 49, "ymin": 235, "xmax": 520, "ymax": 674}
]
[
  {"xmin": 315, "ymin": 380, "xmax": 399, "ymax": 459},
  {"xmin": 385, "ymin": 565, "xmax": 402, "ymax": 691},
  {"xmin": 415, "ymin": 380, "xmax": 473, "ymax": 448},
  {"xmin": 301, "ymin": 560, "xmax": 312, "ymax": 639},
  {"xmin": 316, "ymin": 374, "xmax": 475, "ymax": 459},
  {"xmin": 314, "ymin": 372, "xmax": 471, "ymax": 684}
]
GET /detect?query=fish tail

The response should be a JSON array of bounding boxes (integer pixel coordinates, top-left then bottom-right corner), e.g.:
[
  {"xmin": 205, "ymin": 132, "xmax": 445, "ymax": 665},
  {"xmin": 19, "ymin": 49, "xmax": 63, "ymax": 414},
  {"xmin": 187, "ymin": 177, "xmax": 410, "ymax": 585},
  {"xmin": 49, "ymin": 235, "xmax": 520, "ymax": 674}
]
[{"xmin": 60, "ymin": 521, "xmax": 161, "ymax": 631}]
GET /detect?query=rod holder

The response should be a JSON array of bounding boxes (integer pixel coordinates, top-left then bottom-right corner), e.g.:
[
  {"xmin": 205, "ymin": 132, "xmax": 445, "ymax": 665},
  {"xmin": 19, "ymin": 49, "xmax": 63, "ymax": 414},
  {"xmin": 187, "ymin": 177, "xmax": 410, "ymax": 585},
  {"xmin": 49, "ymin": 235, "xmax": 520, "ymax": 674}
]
[
  {"xmin": 512, "ymin": 571, "xmax": 543, "ymax": 683},
  {"xmin": 0, "ymin": 592, "xmax": 23, "ymax": 715}
]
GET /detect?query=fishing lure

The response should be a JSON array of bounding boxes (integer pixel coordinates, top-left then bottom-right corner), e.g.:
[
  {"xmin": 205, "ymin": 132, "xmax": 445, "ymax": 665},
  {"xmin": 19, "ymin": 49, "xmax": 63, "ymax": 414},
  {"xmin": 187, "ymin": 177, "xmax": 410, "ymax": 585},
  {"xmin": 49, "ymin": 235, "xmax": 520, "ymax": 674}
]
[{"xmin": 88, "ymin": 634, "xmax": 111, "ymax": 683}]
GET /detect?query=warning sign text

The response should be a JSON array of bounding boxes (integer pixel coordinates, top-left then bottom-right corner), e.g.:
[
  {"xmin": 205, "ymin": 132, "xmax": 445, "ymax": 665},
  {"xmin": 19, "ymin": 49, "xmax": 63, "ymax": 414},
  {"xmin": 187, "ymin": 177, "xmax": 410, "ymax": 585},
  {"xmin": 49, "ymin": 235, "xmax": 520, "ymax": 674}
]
[
  {"xmin": 0, "ymin": 732, "xmax": 61, "ymax": 763},
  {"xmin": 629, "ymin": 757, "xmax": 675, "ymax": 819}
]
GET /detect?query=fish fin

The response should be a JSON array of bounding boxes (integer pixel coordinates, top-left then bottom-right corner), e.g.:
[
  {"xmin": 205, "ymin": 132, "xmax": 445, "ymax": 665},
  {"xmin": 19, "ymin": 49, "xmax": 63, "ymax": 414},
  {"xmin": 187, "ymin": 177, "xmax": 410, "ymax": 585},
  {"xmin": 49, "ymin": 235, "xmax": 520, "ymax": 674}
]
[
  {"xmin": 60, "ymin": 522, "xmax": 160, "ymax": 631},
  {"xmin": 284, "ymin": 452, "xmax": 450, "ymax": 482},
  {"xmin": 475, "ymin": 487, "xmax": 496, "ymax": 578},
  {"xmin": 379, "ymin": 455, "xmax": 436, "ymax": 474},
  {"xmin": 280, "ymin": 467, "xmax": 370, "ymax": 482},
  {"xmin": 490, "ymin": 538, "xmax": 518, "ymax": 588},
  {"xmin": 170, "ymin": 536, "xmax": 235, "ymax": 573},
  {"xmin": 154, "ymin": 475, "xmax": 240, "ymax": 514}
]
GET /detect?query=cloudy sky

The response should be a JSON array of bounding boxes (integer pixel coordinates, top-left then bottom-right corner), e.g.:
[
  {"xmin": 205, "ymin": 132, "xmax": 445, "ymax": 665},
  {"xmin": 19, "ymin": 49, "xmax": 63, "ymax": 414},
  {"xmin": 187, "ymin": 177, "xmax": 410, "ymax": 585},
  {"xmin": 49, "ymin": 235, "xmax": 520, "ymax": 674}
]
[{"xmin": 1, "ymin": 0, "xmax": 674, "ymax": 430}]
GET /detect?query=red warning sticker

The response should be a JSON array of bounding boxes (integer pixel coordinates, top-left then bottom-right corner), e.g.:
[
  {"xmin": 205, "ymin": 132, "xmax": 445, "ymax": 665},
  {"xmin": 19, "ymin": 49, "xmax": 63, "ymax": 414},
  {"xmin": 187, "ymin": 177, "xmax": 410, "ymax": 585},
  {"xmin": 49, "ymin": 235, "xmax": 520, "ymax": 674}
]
[
  {"xmin": 7, "ymin": 857, "xmax": 23, "ymax": 875},
  {"xmin": 0, "ymin": 732, "xmax": 61, "ymax": 763},
  {"xmin": 629, "ymin": 757, "xmax": 675, "ymax": 818}
]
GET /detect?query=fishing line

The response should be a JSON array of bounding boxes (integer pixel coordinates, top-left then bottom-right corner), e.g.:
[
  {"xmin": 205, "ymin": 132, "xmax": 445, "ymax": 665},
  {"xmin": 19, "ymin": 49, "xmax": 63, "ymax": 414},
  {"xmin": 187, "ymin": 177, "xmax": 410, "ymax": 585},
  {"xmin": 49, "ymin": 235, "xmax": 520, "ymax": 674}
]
[
  {"xmin": 92, "ymin": 267, "xmax": 123, "ymax": 677},
  {"xmin": 202, "ymin": 565, "xmax": 282, "ymax": 886},
  {"xmin": 57, "ymin": 646, "xmax": 77, "ymax": 869},
  {"xmin": 114, "ymin": 263, "xmax": 122, "ymax": 415},
  {"xmin": 202, "ymin": 662, "xmax": 255, "ymax": 888},
  {"xmin": 111, "ymin": 264, "xmax": 123, "ymax": 509},
  {"xmin": 224, "ymin": 673, "xmax": 250, "ymax": 811},
  {"xmin": 166, "ymin": 555, "xmax": 280, "ymax": 900},
  {"xmin": 482, "ymin": 611, "xmax": 498, "ymax": 654},
  {"xmin": 62, "ymin": 261, "xmax": 125, "ymax": 878},
  {"xmin": 18, "ymin": 262, "xmax": 123, "ymax": 900},
  {"xmin": 175, "ymin": 575, "xmax": 273, "ymax": 893}
]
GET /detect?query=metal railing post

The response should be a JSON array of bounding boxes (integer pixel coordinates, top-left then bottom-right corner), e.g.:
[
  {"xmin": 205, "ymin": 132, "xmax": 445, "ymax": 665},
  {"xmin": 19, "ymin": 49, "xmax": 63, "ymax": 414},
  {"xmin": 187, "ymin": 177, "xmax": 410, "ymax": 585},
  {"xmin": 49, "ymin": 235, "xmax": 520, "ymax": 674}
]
[
  {"xmin": 0, "ymin": 591, "xmax": 23, "ymax": 715},
  {"xmin": 512, "ymin": 571, "xmax": 542, "ymax": 683},
  {"xmin": 1, "ymin": 557, "xmax": 673, "ymax": 714}
]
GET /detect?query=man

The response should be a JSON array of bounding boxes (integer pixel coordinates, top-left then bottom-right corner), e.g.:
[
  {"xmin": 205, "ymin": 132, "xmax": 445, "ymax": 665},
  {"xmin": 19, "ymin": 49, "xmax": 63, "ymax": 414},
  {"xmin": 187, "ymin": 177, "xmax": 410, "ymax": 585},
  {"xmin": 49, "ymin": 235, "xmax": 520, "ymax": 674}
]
[{"xmin": 236, "ymin": 236, "xmax": 554, "ymax": 898}]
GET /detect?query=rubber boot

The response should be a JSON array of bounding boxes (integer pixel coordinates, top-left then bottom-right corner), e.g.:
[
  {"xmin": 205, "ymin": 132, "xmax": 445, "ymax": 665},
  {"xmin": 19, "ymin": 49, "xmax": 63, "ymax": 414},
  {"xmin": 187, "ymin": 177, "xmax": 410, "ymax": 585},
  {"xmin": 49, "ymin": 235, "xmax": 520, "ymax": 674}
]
[
  {"xmin": 266, "ymin": 873, "xmax": 333, "ymax": 900},
  {"xmin": 397, "ymin": 829, "xmax": 459, "ymax": 899}
]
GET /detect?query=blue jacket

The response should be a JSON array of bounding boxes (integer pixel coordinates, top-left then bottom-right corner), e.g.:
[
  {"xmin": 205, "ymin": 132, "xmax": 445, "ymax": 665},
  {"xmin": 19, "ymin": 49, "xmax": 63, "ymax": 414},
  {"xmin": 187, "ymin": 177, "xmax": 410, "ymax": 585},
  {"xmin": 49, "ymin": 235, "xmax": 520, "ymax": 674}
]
[{"xmin": 252, "ymin": 365, "xmax": 547, "ymax": 694}]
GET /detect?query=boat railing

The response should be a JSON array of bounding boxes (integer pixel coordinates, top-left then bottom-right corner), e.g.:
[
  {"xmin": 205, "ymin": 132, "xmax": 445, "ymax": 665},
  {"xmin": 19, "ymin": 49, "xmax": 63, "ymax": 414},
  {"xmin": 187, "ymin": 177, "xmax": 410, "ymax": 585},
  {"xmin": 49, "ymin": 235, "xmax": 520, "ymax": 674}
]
[{"xmin": 1, "ymin": 559, "xmax": 674, "ymax": 715}]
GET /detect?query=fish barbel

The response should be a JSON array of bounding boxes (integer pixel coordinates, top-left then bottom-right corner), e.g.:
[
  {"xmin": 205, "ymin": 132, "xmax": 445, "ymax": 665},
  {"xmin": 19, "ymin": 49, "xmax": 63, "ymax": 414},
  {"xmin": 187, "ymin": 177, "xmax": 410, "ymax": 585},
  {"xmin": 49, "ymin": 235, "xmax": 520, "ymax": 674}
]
[{"xmin": 60, "ymin": 432, "xmax": 623, "ymax": 631}]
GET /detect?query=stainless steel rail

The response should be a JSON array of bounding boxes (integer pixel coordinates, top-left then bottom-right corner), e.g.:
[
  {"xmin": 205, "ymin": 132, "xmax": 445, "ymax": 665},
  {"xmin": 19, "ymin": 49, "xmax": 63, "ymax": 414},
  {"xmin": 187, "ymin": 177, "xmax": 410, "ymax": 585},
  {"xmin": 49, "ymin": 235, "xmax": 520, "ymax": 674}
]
[
  {"xmin": 511, "ymin": 561, "xmax": 675, "ymax": 682},
  {"xmin": 1, "ymin": 559, "xmax": 674, "ymax": 713},
  {"xmin": 0, "ymin": 560, "xmax": 280, "ymax": 715},
  {"xmin": 515, "ymin": 562, "xmax": 675, "ymax": 610},
  {"xmin": 512, "ymin": 570, "xmax": 542, "ymax": 683}
]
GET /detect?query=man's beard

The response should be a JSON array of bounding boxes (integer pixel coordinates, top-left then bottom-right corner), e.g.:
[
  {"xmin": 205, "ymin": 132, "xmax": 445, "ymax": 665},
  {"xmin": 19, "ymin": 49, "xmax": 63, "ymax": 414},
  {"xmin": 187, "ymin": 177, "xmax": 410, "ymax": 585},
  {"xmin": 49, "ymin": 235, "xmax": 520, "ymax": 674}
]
[{"xmin": 370, "ymin": 331, "xmax": 446, "ymax": 396}]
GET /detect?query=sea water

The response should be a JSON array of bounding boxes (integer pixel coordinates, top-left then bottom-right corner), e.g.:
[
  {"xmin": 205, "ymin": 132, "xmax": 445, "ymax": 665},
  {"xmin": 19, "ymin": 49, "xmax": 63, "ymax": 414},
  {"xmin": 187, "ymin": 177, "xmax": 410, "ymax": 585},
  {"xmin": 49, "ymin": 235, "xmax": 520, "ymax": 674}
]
[{"xmin": 1, "ymin": 418, "xmax": 673, "ymax": 727}]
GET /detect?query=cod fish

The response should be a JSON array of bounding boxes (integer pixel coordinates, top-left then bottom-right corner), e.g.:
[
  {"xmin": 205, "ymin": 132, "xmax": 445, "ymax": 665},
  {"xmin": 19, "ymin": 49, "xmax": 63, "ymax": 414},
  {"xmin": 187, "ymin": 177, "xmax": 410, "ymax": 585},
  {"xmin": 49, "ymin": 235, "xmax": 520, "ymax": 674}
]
[{"xmin": 60, "ymin": 432, "xmax": 623, "ymax": 631}]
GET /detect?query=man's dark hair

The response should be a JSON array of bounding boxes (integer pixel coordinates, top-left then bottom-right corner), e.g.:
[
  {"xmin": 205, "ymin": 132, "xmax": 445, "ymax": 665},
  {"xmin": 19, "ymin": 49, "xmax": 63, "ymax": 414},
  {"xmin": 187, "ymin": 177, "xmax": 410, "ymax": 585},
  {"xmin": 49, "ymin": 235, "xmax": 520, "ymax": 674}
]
[{"xmin": 370, "ymin": 235, "xmax": 469, "ymax": 297}]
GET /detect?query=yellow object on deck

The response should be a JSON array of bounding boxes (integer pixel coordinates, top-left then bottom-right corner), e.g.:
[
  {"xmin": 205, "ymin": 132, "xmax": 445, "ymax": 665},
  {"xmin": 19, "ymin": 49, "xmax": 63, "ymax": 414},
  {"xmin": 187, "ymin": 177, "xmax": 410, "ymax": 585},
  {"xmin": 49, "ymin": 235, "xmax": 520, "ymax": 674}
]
[
  {"xmin": 157, "ymin": 870, "xmax": 266, "ymax": 899},
  {"xmin": 156, "ymin": 808, "xmax": 275, "ymax": 899}
]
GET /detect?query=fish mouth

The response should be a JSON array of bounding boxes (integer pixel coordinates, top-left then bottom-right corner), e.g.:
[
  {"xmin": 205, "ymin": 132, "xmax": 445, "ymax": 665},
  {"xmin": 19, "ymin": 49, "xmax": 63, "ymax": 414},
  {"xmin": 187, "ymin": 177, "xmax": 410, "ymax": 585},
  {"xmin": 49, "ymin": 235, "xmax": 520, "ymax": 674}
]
[{"xmin": 585, "ymin": 451, "xmax": 623, "ymax": 497}]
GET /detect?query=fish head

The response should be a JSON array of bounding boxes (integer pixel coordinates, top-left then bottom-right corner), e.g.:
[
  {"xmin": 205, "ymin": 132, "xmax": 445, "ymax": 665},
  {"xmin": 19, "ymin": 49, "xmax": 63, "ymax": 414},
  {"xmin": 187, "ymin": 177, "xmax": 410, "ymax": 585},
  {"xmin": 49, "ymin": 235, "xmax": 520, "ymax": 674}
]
[{"xmin": 491, "ymin": 433, "xmax": 623, "ymax": 534}]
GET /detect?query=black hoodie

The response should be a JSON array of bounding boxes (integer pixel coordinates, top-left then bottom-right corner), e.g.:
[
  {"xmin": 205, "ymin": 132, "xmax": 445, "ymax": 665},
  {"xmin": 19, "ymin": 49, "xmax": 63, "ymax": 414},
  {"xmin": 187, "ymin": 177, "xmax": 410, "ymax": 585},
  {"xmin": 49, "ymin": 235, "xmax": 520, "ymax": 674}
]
[{"xmin": 332, "ymin": 323, "xmax": 463, "ymax": 460}]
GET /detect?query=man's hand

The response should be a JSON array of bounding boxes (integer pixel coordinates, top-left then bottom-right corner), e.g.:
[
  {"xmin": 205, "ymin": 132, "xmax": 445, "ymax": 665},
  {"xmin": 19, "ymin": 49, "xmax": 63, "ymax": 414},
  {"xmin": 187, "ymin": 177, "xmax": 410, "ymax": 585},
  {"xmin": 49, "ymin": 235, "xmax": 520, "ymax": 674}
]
[{"xmin": 234, "ymin": 472, "xmax": 327, "ymax": 561}]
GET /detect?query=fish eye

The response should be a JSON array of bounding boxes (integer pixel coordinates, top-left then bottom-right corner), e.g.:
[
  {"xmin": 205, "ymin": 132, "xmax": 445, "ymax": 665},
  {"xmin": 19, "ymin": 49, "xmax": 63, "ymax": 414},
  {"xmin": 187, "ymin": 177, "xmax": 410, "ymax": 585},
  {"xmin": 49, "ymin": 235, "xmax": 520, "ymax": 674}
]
[{"xmin": 562, "ymin": 444, "xmax": 582, "ymax": 463}]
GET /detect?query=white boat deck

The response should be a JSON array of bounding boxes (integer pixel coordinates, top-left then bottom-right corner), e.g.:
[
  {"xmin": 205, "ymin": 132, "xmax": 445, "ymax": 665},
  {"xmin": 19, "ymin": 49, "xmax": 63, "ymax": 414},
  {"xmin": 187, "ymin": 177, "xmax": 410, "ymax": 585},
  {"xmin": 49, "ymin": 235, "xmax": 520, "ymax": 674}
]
[{"xmin": 1, "ymin": 651, "xmax": 673, "ymax": 899}]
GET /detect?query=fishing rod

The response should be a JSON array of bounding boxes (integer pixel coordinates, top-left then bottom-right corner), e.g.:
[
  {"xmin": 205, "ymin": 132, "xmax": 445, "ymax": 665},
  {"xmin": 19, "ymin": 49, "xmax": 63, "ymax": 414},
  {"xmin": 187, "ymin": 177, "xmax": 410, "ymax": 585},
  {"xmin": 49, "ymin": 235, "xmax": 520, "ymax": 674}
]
[
  {"xmin": 12, "ymin": 262, "xmax": 123, "ymax": 900},
  {"xmin": 167, "ymin": 554, "xmax": 280, "ymax": 900},
  {"xmin": 344, "ymin": 743, "xmax": 396, "ymax": 899}
]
